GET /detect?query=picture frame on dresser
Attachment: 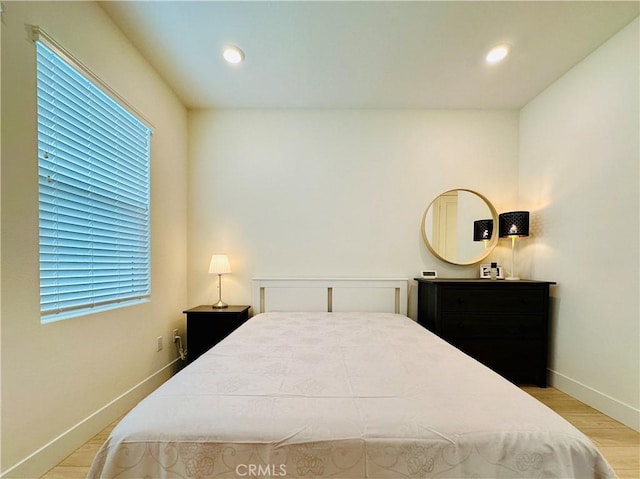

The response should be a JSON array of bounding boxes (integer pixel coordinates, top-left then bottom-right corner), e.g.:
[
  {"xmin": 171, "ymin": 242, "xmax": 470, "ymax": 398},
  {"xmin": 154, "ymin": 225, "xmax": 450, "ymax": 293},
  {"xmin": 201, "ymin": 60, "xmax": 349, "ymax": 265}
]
[{"xmin": 479, "ymin": 263, "xmax": 504, "ymax": 279}]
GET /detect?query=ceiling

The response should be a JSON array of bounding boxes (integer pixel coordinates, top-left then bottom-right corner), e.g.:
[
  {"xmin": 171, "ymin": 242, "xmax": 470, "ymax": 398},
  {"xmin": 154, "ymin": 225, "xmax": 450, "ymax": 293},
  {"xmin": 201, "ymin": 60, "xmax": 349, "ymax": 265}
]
[{"xmin": 100, "ymin": 1, "xmax": 639, "ymax": 110}]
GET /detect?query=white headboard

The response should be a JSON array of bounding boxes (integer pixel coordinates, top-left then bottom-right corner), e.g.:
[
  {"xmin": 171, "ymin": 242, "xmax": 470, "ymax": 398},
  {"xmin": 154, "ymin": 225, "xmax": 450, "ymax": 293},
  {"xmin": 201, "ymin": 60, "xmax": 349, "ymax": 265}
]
[{"xmin": 252, "ymin": 277, "xmax": 408, "ymax": 315}]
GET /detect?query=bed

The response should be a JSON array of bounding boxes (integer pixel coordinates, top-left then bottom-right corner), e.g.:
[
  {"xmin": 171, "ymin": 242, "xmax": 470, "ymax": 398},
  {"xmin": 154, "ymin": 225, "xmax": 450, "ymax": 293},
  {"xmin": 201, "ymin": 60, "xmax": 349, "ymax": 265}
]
[{"xmin": 88, "ymin": 278, "xmax": 615, "ymax": 478}]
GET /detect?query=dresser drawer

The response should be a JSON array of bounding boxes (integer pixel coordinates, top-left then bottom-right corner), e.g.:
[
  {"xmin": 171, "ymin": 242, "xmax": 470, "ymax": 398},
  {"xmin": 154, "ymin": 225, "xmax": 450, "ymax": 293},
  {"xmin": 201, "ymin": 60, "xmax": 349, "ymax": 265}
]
[
  {"xmin": 440, "ymin": 287, "xmax": 545, "ymax": 314},
  {"xmin": 454, "ymin": 339, "xmax": 547, "ymax": 375},
  {"xmin": 441, "ymin": 314, "xmax": 545, "ymax": 339},
  {"xmin": 415, "ymin": 279, "xmax": 554, "ymax": 387}
]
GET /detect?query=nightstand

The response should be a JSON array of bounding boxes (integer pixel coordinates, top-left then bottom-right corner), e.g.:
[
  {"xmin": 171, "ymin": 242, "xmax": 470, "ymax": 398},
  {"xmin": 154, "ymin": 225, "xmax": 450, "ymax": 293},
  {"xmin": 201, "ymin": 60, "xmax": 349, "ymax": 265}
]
[
  {"xmin": 182, "ymin": 305, "xmax": 251, "ymax": 364},
  {"xmin": 414, "ymin": 278, "xmax": 555, "ymax": 387}
]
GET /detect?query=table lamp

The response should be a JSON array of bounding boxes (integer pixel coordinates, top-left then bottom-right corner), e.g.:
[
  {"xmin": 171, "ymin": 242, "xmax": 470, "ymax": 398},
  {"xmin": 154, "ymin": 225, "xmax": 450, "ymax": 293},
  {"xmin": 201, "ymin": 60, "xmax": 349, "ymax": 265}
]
[
  {"xmin": 498, "ymin": 211, "xmax": 529, "ymax": 281},
  {"xmin": 209, "ymin": 254, "xmax": 231, "ymax": 308}
]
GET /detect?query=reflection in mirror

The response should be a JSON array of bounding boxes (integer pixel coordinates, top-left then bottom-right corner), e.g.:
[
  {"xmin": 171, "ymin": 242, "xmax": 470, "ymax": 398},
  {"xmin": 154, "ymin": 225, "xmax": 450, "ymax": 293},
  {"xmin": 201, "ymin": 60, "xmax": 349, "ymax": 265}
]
[
  {"xmin": 473, "ymin": 219, "xmax": 494, "ymax": 249},
  {"xmin": 421, "ymin": 189, "xmax": 498, "ymax": 265}
]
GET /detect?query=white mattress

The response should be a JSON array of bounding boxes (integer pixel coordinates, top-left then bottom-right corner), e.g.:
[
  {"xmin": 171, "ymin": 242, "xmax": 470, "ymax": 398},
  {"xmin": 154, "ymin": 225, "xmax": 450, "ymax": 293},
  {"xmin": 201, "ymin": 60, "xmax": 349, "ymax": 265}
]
[{"xmin": 89, "ymin": 312, "xmax": 615, "ymax": 478}]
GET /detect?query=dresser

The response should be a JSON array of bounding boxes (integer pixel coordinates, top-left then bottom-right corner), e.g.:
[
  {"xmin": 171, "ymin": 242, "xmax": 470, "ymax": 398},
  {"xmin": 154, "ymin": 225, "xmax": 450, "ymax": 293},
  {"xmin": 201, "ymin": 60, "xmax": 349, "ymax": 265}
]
[
  {"xmin": 182, "ymin": 305, "xmax": 251, "ymax": 364},
  {"xmin": 414, "ymin": 278, "xmax": 555, "ymax": 387}
]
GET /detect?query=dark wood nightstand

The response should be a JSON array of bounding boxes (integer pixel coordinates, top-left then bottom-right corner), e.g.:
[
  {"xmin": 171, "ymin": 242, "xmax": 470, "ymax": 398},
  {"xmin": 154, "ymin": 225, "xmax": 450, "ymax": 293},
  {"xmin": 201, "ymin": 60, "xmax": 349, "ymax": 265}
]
[
  {"xmin": 182, "ymin": 305, "xmax": 251, "ymax": 364},
  {"xmin": 414, "ymin": 278, "xmax": 555, "ymax": 387}
]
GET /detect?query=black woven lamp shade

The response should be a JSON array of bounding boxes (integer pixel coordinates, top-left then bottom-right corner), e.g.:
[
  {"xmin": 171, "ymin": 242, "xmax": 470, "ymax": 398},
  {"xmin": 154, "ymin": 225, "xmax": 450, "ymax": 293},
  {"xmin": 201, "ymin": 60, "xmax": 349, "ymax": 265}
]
[
  {"xmin": 473, "ymin": 219, "xmax": 493, "ymax": 241},
  {"xmin": 499, "ymin": 211, "xmax": 530, "ymax": 237}
]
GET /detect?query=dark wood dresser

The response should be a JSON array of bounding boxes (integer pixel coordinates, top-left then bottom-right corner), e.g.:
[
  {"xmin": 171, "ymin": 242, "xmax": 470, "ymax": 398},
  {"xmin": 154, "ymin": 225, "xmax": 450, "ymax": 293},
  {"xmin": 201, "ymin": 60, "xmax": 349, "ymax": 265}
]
[{"xmin": 414, "ymin": 278, "xmax": 555, "ymax": 387}]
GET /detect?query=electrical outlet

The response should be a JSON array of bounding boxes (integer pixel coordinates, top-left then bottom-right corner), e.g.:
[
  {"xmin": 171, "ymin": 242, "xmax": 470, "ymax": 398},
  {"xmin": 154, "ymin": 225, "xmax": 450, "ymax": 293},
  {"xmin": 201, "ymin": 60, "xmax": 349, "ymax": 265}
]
[
  {"xmin": 157, "ymin": 336, "xmax": 163, "ymax": 351},
  {"xmin": 173, "ymin": 329, "xmax": 179, "ymax": 342}
]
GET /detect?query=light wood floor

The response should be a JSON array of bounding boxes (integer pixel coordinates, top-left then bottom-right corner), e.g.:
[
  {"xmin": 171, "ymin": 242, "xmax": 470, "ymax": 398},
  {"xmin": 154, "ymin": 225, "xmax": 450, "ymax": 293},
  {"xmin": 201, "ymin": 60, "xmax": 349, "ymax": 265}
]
[
  {"xmin": 40, "ymin": 386, "xmax": 639, "ymax": 479},
  {"xmin": 522, "ymin": 386, "xmax": 640, "ymax": 479}
]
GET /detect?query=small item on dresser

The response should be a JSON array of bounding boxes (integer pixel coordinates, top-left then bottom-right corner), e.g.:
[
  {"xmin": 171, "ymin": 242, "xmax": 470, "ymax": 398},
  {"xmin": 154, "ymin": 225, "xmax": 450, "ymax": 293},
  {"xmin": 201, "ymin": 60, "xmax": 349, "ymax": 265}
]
[
  {"xmin": 479, "ymin": 263, "xmax": 503, "ymax": 279},
  {"xmin": 421, "ymin": 270, "xmax": 438, "ymax": 279}
]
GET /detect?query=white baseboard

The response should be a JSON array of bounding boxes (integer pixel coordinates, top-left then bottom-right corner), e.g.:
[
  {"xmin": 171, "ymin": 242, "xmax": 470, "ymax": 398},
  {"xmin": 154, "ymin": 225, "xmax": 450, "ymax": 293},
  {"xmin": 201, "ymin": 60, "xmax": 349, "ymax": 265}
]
[
  {"xmin": 549, "ymin": 369, "xmax": 640, "ymax": 432},
  {"xmin": 1, "ymin": 360, "xmax": 180, "ymax": 479}
]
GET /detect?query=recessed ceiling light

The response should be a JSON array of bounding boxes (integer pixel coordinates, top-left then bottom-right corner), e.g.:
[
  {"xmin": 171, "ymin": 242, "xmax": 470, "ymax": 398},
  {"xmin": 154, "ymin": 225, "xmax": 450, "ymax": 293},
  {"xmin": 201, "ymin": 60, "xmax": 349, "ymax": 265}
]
[
  {"xmin": 223, "ymin": 45, "xmax": 245, "ymax": 64},
  {"xmin": 485, "ymin": 44, "xmax": 510, "ymax": 64}
]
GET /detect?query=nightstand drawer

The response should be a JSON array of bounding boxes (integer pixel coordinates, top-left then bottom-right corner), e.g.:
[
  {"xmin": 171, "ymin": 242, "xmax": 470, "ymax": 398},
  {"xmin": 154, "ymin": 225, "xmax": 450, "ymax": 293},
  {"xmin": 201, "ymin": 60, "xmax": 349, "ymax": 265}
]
[
  {"xmin": 440, "ymin": 287, "xmax": 544, "ymax": 314},
  {"xmin": 183, "ymin": 305, "xmax": 251, "ymax": 364},
  {"xmin": 441, "ymin": 314, "xmax": 544, "ymax": 339}
]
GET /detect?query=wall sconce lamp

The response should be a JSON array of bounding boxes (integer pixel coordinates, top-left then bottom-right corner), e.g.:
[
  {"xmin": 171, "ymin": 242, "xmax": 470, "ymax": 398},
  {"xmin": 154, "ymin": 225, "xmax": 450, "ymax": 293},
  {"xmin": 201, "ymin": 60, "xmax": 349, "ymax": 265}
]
[
  {"xmin": 498, "ymin": 211, "xmax": 530, "ymax": 281},
  {"xmin": 209, "ymin": 254, "xmax": 231, "ymax": 308},
  {"xmin": 473, "ymin": 219, "xmax": 494, "ymax": 249}
]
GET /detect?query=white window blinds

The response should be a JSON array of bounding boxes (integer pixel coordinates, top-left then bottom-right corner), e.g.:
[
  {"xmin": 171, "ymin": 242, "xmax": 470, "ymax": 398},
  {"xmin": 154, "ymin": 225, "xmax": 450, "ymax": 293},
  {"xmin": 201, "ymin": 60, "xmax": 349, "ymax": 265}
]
[{"xmin": 37, "ymin": 40, "xmax": 151, "ymax": 320}]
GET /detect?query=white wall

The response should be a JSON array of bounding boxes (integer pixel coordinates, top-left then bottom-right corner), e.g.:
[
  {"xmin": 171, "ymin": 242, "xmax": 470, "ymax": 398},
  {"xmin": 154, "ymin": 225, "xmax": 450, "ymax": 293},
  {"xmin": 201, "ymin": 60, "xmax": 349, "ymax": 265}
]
[
  {"xmin": 519, "ymin": 18, "xmax": 639, "ymax": 430},
  {"xmin": 1, "ymin": 2, "xmax": 188, "ymax": 476},
  {"xmin": 188, "ymin": 109, "xmax": 519, "ymax": 316}
]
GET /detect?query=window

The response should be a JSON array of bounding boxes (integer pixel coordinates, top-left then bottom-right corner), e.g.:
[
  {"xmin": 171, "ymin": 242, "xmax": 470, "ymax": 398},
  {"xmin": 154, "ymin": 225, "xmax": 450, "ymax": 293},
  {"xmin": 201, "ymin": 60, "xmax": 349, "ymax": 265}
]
[{"xmin": 36, "ymin": 39, "xmax": 151, "ymax": 322}]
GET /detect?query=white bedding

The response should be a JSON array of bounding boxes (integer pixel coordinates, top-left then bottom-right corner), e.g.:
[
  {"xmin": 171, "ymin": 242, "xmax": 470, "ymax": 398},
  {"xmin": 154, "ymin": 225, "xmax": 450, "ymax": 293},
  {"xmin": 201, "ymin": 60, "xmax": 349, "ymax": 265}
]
[{"xmin": 89, "ymin": 312, "xmax": 615, "ymax": 478}]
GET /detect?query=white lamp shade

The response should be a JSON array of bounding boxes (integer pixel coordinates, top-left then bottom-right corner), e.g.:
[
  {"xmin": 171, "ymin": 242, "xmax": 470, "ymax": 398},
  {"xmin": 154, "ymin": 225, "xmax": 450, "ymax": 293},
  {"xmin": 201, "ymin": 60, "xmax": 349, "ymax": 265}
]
[{"xmin": 208, "ymin": 254, "xmax": 231, "ymax": 274}]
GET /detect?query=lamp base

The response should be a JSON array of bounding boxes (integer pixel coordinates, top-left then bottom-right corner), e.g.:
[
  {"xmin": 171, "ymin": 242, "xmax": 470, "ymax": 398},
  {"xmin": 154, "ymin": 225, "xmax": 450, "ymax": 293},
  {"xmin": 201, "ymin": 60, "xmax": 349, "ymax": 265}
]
[
  {"xmin": 505, "ymin": 276, "xmax": 520, "ymax": 281},
  {"xmin": 212, "ymin": 300, "xmax": 228, "ymax": 309}
]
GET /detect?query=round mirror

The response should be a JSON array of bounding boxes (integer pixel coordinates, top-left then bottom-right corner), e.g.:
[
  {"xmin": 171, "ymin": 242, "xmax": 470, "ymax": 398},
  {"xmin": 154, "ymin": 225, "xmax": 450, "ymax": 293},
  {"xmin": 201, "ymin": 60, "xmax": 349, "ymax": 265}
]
[{"xmin": 421, "ymin": 189, "xmax": 498, "ymax": 265}]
